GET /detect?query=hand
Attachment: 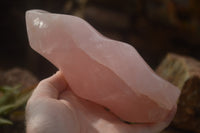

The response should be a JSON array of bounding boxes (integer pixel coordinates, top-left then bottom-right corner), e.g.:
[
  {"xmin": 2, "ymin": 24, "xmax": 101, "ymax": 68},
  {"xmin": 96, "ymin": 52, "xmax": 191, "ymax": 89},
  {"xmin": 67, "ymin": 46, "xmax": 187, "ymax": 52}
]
[{"xmin": 26, "ymin": 71, "xmax": 175, "ymax": 133}]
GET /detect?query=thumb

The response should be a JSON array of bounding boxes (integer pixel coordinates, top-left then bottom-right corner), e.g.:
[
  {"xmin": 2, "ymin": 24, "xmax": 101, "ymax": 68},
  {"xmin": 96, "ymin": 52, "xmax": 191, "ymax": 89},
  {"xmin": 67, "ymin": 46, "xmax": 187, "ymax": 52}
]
[{"xmin": 30, "ymin": 71, "xmax": 67, "ymax": 100}]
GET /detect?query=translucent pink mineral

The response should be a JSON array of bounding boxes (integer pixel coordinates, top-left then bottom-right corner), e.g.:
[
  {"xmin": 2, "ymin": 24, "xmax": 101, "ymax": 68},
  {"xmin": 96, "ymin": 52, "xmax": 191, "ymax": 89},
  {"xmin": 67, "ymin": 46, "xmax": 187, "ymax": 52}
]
[{"xmin": 26, "ymin": 10, "xmax": 180, "ymax": 123}]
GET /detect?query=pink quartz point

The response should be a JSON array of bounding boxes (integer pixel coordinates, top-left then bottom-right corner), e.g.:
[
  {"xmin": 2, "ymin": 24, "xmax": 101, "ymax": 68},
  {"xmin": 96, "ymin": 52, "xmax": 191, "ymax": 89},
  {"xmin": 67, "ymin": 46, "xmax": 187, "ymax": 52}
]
[{"xmin": 26, "ymin": 10, "xmax": 180, "ymax": 123}]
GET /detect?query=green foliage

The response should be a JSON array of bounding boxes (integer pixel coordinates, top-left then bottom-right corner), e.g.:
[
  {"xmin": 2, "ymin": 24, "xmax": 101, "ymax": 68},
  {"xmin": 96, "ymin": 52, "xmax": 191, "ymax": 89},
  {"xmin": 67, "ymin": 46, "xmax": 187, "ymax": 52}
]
[
  {"xmin": 0, "ymin": 117, "xmax": 12, "ymax": 125},
  {"xmin": 0, "ymin": 85, "xmax": 32, "ymax": 125}
]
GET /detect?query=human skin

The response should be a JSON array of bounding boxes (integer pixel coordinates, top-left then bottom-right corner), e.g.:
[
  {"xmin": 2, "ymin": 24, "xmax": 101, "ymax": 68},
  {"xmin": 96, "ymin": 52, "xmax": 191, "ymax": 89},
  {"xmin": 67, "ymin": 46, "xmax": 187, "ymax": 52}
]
[{"xmin": 26, "ymin": 72, "xmax": 176, "ymax": 133}]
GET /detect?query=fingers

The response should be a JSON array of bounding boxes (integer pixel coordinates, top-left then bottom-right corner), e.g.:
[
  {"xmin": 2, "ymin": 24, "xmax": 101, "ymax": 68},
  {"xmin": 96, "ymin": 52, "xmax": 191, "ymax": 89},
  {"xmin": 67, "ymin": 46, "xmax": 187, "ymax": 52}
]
[
  {"xmin": 26, "ymin": 70, "xmax": 175, "ymax": 133},
  {"xmin": 26, "ymin": 72, "xmax": 79, "ymax": 133},
  {"xmin": 30, "ymin": 71, "xmax": 68, "ymax": 100},
  {"xmin": 58, "ymin": 88, "xmax": 175, "ymax": 133}
]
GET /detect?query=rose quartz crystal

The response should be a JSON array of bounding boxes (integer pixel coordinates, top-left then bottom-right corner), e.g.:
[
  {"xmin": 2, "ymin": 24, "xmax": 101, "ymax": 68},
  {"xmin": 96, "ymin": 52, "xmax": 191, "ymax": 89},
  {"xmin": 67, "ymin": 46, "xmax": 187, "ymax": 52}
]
[{"xmin": 26, "ymin": 10, "xmax": 180, "ymax": 123}]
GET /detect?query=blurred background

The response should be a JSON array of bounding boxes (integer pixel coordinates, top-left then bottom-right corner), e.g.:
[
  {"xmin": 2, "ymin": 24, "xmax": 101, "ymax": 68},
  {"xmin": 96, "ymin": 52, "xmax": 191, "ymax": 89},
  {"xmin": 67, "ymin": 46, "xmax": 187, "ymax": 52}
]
[
  {"xmin": 0, "ymin": 0, "xmax": 200, "ymax": 133},
  {"xmin": 1, "ymin": 0, "xmax": 200, "ymax": 79}
]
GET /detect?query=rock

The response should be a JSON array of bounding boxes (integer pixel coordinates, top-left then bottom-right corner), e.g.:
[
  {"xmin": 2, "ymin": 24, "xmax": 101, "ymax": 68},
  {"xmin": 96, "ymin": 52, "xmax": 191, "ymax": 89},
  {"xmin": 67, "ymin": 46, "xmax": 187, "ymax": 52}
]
[
  {"xmin": 25, "ymin": 9, "xmax": 180, "ymax": 127},
  {"xmin": 0, "ymin": 68, "xmax": 38, "ymax": 91},
  {"xmin": 156, "ymin": 53, "xmax": 200, "ymax": 133}
]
